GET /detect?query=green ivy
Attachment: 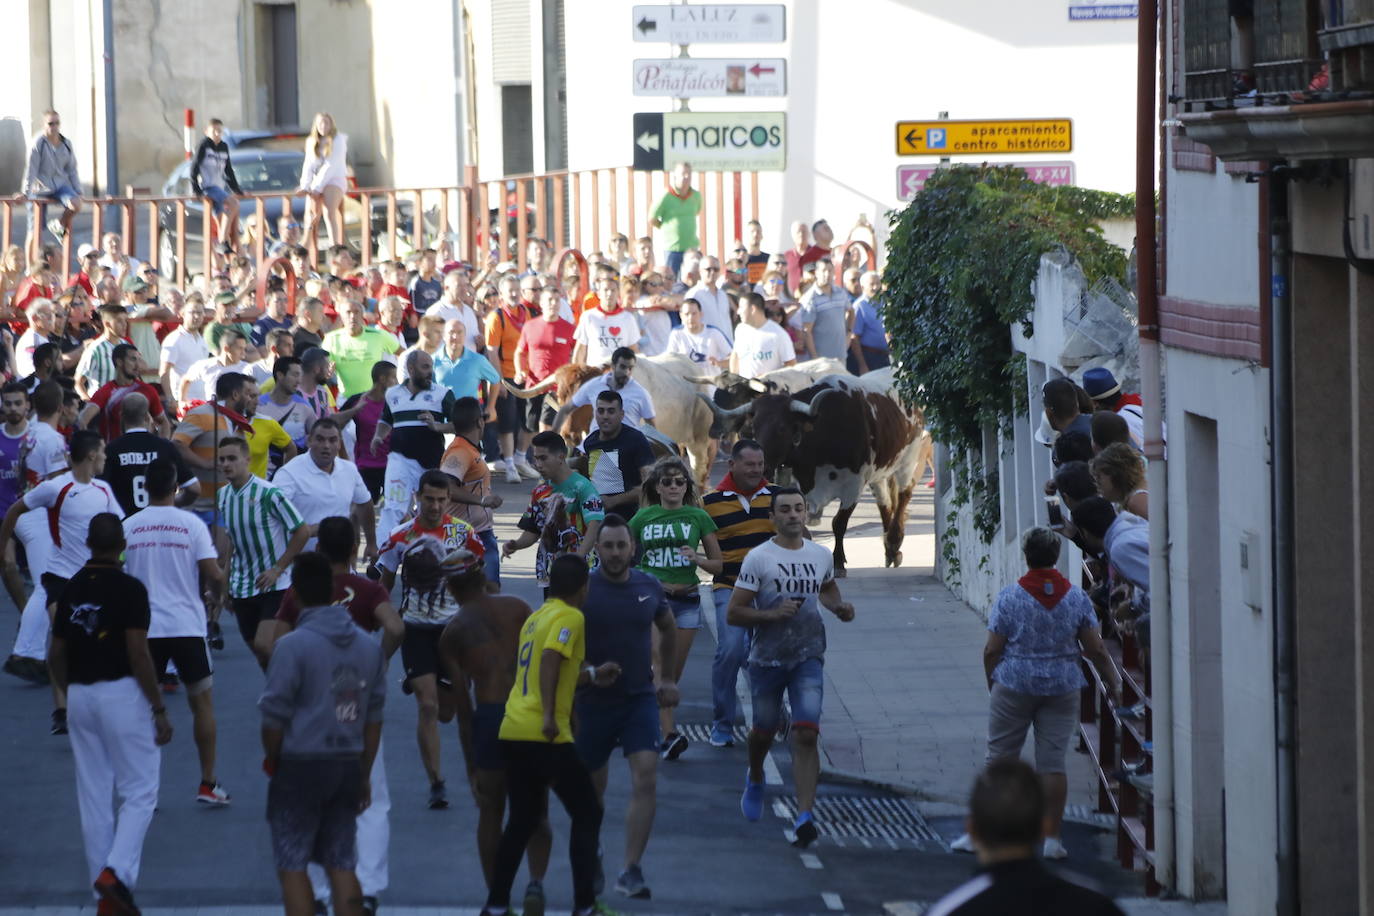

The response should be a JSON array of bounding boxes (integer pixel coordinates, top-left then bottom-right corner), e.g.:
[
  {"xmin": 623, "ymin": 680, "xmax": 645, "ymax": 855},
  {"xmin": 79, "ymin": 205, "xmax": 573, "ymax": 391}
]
[{"xmin": 885, "ymin": 165, "xmax": 1129, "ymax": 547}]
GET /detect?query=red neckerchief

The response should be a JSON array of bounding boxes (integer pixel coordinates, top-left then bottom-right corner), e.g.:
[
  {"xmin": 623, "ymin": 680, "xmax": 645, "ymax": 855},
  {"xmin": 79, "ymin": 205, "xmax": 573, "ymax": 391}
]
[
  {"xmin": 667, "ymin": 184, "xmax": 693, "ymax": 200},
  {"xmin": 501, "ymin": 303, "xmax": 530, "ymax": 332},
  {"xmin": 1018, "ymin": 568, "xmax": 1072, "ymax": 610},
  {"xmin": 210, "ymin": 402, "xmax": 254, "ymax": 434},
  {"xmin": 717, "ymin": 472, "xmax": 770, "ymax": 498},
  {"xmin": 1114, "ymin": 393, "xmax": 1143, "ymax": 411}
]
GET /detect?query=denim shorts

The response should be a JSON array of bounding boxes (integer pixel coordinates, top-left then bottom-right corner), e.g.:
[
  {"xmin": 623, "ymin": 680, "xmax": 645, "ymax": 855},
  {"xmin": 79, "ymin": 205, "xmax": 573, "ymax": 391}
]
[
  {"xmin": 573, "ymin": 692, "xmax": 660, "ymax": 771},
  {"xmin": 665, "ymin": 590, "xmax": 703, "ymax": 629},
  {"xmin": 479, "ymin": 528, "xmax": 500, "ymax": 586},
  {"xmin": 203, "ymin": 185, "xmax": 232, "ymax": 214},
  {"xmin": 748, "ymin": 657, "xmax": 824, "ymax": 734},
  {"xmin": 43, "ymin": 185, "xmax": 81, "ymax": 208}
]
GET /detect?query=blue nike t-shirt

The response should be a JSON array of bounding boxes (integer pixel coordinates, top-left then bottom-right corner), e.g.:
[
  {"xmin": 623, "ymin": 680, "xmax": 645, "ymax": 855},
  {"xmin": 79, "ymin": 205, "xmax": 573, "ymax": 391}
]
[{"xmin": 576, "ymin": 568, "xmax": 668, "ymax": 703}]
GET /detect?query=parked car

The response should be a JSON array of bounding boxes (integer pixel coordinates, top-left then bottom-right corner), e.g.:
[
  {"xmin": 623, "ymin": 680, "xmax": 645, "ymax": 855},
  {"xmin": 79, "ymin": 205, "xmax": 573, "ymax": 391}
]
[{"xmin": 157, "ymin": 147, "xmax": 412, "ymax": 278}]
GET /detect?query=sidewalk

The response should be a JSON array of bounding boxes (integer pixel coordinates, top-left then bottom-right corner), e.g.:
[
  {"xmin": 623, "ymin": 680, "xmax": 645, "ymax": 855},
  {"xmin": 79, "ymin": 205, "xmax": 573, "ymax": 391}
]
[{"xmin": 803, "ymin": 484, "xmax": 1097, "ymax": 818}]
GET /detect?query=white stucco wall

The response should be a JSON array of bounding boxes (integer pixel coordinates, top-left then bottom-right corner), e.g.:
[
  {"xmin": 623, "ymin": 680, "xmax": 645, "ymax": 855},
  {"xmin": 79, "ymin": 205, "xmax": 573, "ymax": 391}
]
[
  {"xmin": 1159, "ymin": 347, "xmax": 1275, "ymax": 910},
  {"xmin": 1166, "ymin": 166, "xmax": 1262, "ymax": 306},
  {"xmin": 559, "ymin": 0, "xmax": 1138, "ymax": 259}
]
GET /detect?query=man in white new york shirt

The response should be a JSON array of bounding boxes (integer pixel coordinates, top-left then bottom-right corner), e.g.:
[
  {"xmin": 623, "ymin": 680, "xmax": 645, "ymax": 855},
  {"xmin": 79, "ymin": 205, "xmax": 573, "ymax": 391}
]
[{"xmin": 271, "ymin": 417, "xmax": 377, "ymax": 563}]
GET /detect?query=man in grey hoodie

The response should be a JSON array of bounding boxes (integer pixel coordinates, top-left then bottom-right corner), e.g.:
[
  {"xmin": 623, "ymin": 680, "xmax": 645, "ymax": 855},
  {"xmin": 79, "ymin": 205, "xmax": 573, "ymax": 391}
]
[
  {"xmin": 259, "ymin": 551, "xmax": 386, "ymax": 916},
  {"xmin": 20, "ymin": 109, "xmax": 84, "ymax": 244}
]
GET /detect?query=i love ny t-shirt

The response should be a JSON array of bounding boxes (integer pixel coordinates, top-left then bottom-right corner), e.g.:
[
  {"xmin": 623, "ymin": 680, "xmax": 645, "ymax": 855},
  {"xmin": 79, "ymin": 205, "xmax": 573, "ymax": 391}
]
[{"xmin": 574, "ymin": 308, "xmax": 641, "ymax": 365}]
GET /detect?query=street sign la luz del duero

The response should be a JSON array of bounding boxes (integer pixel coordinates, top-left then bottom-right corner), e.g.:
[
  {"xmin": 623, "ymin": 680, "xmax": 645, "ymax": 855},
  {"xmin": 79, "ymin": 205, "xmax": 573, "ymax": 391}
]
[
  {"xmin": 633, "ymin": 58, "xmax": 786, "ymax": 97},
  {"xmin": 631, "ymin": 4, "xmax": 786, "ymax": 43},
  {"xmin": 896, "ymin": 162, "xmax": 1076, "ymax": 201},
  {"xmin": 895, "ymin": 119, "xmax": 1073, "ymax": 156},
  {"xmin": 633, "ymin": 111, "xmax": 786, "ymax": 172}
]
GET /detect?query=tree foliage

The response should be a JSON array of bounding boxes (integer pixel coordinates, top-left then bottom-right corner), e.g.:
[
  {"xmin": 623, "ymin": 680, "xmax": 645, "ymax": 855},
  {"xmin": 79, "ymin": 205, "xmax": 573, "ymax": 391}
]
[{"xmin": 883, "ymin": 165, "xmax": 1130, "ymax": 546}]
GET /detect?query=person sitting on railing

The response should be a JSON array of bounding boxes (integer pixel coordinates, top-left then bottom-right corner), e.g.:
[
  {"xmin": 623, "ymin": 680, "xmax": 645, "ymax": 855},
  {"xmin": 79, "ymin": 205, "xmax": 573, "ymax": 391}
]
[
  {"xmin": 951, "ymin": 527, "xmax": 1121, "ymax": 862},
  {"xmin": 19, "ymin": 109, "xmax": 83, "ymax": 245},
  {"xmin": 933, "ymin": 760, "xmax": 1127, "ymax": 916},
  {"xmin": 297, "ymin": 113, "xmax": 347, "ymax": 247},
  {"xmin": 190, "ymin": 119, "xmax": 245, "ymax": 256}
]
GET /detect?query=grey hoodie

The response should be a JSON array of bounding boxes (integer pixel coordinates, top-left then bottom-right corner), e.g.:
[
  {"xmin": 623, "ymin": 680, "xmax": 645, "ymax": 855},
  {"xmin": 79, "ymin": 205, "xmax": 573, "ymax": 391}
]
[{"xmin": 259, "ymin": 604, "xmax": 387, "ymax": 758}]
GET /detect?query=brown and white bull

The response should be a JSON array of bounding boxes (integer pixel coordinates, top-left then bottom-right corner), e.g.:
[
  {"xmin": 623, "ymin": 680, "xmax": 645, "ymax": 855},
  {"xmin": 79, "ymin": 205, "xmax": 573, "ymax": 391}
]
[
  {"xmin": 745, "ymin": 368, "xmax": 933, "ymax": 576},
  {"xmin": 502, "ymin": 354, "xmax": 715, "ymax": 483},
  {"xmin": 691, "ymin": 357, "xmax": 850, "ymax": 438}
]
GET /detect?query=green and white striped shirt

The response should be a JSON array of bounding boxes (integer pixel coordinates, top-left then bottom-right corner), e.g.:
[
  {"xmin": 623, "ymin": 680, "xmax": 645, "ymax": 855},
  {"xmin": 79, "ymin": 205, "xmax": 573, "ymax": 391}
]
[
  {"xmin": 217, "ymin": 475, "xmax": 305, "ymax": 598},
  {"xmin": 75, "ymin": 338, "xmax": 119, "ymax": 391}
]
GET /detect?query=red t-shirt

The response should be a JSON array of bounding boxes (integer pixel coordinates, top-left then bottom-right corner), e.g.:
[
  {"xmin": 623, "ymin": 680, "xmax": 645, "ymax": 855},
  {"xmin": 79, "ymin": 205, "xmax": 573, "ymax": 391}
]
[
  {"xmin": 276, "ymin": 572, "xmax": 390, "ymax": 632},
  {"xmin": 784, "ymin": 245, "xmax": 830, "ymax": 295},
  {"xmin": 89, "ymin": 380, "xmax": 166, "ymax": 440},
  {"xmin": 516, "ymin": 316, "xmax": 576, "ymax": 383}
]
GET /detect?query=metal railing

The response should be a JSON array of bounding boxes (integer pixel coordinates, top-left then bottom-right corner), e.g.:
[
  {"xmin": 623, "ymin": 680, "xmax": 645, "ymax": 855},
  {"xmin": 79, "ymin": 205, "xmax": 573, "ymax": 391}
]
[{"xmin": 2, "ymin": 165, "xmax": 766, "ymax": 292}]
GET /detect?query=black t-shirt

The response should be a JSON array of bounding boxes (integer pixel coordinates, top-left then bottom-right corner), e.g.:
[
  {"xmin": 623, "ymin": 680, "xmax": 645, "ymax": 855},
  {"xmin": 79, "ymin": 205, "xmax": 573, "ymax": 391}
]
[
  {"xmin": 292, "ymin": 327, "xmax": 324, "ymax": 353},
  {"xmin": 925, "ymin": 859, "xmax": 1125, "ymax": 916},
  {"xmin": 55, "ymin": 564, "xmax": 152, "ymax": 685},
  {"xmin": 582, "ymin": 423, "xmax": 656, "ymax": 517},
  {"xmin": 101, "ymin": 430, "xmax": 196, "ymax": 515}
]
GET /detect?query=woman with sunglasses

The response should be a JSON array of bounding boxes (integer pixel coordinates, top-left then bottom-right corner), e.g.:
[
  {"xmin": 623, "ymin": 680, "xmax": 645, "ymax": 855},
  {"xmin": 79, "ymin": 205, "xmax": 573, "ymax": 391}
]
[{"xmin": 629, "ymin": 456, "xmax": 723, "ymax": 761}]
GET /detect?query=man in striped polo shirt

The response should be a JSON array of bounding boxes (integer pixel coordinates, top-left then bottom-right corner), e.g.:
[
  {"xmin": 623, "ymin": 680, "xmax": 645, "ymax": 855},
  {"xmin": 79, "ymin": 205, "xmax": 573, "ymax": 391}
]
[
  {"xmin": 215, "ymin": 437, "xmax": 310, "ymax": 670},
  {"xmin": 73, "ymin": 303, "xmax": 132, "ymax": 399},
  {"xmin": 702, "ymin": 439, "xmax": 775, "ymax": 748},
  {"xmin": 371, "ymin": 350, "xmax": 456, "ymax": 543}
]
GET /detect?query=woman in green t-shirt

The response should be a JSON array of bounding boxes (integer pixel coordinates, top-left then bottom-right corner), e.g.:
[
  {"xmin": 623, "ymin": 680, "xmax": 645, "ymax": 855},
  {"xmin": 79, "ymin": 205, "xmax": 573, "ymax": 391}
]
[{"xmin": 629, "ymin": 455, "xmax": 723, "ymax": 760}]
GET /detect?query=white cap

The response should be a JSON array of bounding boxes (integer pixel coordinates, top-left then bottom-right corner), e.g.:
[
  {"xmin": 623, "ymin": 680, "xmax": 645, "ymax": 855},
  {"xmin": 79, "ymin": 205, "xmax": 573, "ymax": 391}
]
[
  {"xmin": 76, "ymin": 243, "xmax": 97, "ymax": 260},
  {"xmin": 1034, "ymin": 413, "xmax": 1059, "ymax": 447}
]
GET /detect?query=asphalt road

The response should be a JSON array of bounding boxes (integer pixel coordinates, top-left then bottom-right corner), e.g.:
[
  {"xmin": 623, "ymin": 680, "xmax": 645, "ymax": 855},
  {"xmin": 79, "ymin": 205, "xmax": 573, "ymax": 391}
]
[{"xmin": 0, "ymin": 469, "xmax": 1137, "ymax": 914}]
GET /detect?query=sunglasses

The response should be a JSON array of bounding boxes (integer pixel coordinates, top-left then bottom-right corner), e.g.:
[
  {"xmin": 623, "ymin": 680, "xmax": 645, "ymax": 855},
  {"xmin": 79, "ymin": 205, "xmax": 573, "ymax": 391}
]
[{"xmin": 659, "ymin": 476, "xmax": 688, "ymax": 486}]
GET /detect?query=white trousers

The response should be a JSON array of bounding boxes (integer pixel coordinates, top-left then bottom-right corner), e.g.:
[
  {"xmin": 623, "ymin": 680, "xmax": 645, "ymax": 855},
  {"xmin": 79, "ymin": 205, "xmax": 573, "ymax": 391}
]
[
  {"xmin": 310, "ymin": 740, "xmax": 390, "ymax": 898},
  {"xmin": 377, "ymin": 452, "xmax": 424, "ymax": 544},
  {"xmin": 68, "ymin": 678, "xmax": 161, "ymax": 897},
  {"xmin": 12, "ymin": 509, "xmax": 53, "ymax": 660}
]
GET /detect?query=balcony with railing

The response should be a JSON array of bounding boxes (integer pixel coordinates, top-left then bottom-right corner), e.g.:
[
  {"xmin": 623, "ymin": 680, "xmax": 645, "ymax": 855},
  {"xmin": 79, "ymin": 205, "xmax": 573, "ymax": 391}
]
[{"xmin": 1177, "ymin": 0, "xmax": 1374, "ymax": 159}]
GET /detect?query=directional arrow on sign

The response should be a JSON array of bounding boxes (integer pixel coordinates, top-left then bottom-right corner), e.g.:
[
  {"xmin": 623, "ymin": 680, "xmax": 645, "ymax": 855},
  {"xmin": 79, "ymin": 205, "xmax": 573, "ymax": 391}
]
[
  {"xmin": 636, "ymin": 131, "xmax": 660, "ymax": 152},
  {"xmin": 632, "ymin": 112, "xmax": 665, "ymax": 170},
  {"xmin": 904, "ymin": 129, "xmax": 919, "ymax": 149},
  {"xmin": 637, "ymin": 15, "xmax": 657, "ymax": 35},
  {"xmin": 749, "ymin": 63, "xmax": 776, "ymax": 76}
]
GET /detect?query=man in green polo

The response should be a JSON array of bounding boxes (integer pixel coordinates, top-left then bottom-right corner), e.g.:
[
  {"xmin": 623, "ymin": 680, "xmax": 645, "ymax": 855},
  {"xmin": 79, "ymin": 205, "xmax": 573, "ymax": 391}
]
[{"xmin": 650, "ymin": 162, "xmax": 702, "ymax": 283}]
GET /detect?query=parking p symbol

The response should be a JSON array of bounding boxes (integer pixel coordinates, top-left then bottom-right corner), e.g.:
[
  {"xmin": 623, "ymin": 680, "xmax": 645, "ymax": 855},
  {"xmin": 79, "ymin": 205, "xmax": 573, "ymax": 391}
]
[{"xmin": 926, "ymin": 128, "xmax": 947, "ymax": 150}]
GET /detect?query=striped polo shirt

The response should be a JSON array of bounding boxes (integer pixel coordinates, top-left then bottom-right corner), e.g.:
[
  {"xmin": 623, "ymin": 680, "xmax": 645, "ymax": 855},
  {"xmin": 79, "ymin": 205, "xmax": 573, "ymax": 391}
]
[
  {"xmin": 382, "ymin": 381, "xmax": 456, "ymax": 468},
  {"xmin": 217, "ymin": 475, "xmax": 305, "ymax": 598},
  {"xmin": 703, "ymin": 482, "xmax": 775, "ymax": 591},
  {"xmin": 74, "ymin": 337, "xmax": 120, "ymax": 391}
]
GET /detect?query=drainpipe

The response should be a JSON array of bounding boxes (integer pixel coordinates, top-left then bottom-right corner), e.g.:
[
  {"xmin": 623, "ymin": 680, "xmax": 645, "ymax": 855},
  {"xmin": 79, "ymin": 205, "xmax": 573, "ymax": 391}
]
[
  {"xmin": 1269, "ymin": 165, "xmax": 1298, "ymax": 916},
  {"xmin": 1136, "ymin": 0, "xmax": 1175, "ymax": 893},
  {"xmin": 100, "ymin": 0, "xmax": 118, "ymax": 193}
]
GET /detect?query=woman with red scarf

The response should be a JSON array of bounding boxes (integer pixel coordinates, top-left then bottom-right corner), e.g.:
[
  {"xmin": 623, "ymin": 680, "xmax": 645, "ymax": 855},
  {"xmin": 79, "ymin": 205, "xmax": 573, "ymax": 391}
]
[{"xmin": 951, "ymin": 527, "xmax": 1121, "ymax": 861}]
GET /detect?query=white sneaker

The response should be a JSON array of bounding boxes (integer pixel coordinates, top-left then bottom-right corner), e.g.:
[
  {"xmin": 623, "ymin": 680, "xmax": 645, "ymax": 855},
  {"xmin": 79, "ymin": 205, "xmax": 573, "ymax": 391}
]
[
  {"xmin": 1043, "ymin": 836, "xmax": 1068, "ymax": 859},
  {"xmin": 504, "ymin": 463, "xmax": 521, "ymax": 484},
  {"xmin": 950, "ymin": 832, "xmax": 976, "ymax": 853},
  {"xmin": 516, "ymin": 459, "xmax": 540, "ymax": 480}
]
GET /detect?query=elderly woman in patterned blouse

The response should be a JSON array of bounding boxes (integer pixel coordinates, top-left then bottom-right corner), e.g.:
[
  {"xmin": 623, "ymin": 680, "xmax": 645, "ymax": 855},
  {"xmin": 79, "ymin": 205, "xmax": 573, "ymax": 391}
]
[{"xmin": 954, "ymin": 527, "xmax": 1122, "ymax": 861}]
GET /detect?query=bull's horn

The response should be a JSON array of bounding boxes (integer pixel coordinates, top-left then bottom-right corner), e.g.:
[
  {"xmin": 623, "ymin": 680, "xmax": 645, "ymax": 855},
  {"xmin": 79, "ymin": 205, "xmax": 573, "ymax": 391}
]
[
  {"xmin": 805, "ymin": 388, "xmax": 844, "ymax": 416},
  {"xmin": 502, "ymin": 376, "xmax": 558, "ymax": 399},
  {"xmin": 697, "ymin": 392, "xmax": 752, "ymax": 419},
  {"xmin": 685, "ymin": 375, "xmax": 719, "ymax": 385},
  {"xmin": 747, "ymin": 378, "xmax": 772, "ymax": 394},
  {"xmin": 789, "ymin": 398, "xmax": 815, "ymax": 417}
]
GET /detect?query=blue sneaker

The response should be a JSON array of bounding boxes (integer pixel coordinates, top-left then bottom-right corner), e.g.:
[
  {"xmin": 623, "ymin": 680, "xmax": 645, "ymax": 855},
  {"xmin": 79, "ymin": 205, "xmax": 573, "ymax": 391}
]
[
  {"xmin": 792, "ymin": 810, "xmax": 819, "ymax": 848},
  {"xmin": 741, "ymin": 769, "xmax": 764, "ymax": 821},
  {"xmin": 709, "ymin": 725, "xmax": 735, "ymax": 748}
]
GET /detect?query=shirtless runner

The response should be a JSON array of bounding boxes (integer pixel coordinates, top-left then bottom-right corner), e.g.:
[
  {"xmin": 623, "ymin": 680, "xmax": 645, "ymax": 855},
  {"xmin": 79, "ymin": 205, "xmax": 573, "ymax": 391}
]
[{"xmin": 439, "ymin": 552, "xmax": 553, "ymax": 916}]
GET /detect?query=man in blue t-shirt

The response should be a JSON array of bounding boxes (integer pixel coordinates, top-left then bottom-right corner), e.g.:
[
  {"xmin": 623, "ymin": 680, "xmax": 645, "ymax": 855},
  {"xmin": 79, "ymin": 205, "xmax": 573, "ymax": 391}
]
[
  {"xmin": 573, "ymin": 516, "xmax": 678, "ymax": 901},
  {"xmin": 581, "ymin": 389, "xmax": 656, "ymax": 520}
]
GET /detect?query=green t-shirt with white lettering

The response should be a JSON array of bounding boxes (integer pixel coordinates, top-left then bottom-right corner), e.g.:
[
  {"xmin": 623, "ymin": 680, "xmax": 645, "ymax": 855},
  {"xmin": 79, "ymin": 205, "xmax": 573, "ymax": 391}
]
[{"xmin": 629, "ymin": 503, "xmax": 717, "ymax": 586}]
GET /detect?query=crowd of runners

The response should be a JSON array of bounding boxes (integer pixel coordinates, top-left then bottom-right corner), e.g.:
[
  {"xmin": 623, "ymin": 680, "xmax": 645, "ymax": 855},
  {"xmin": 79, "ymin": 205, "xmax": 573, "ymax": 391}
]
[{"xmin": 6, "ymin": 110, "xmax": 1129, "ymax": 916}]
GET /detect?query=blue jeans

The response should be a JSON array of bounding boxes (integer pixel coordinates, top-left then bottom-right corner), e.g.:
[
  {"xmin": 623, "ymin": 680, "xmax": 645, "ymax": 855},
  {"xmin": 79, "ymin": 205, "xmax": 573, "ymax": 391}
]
[
  {"xmin": 711, "ymin": 587, "xmax": 751, "ymax": 732},
  {"xmin": 748, "ymin": 657, "xmax": 824, "ymax": 733},
  {"xmin": 479, "ymin": 528, "xmax": 500, "ymax": 586}
]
